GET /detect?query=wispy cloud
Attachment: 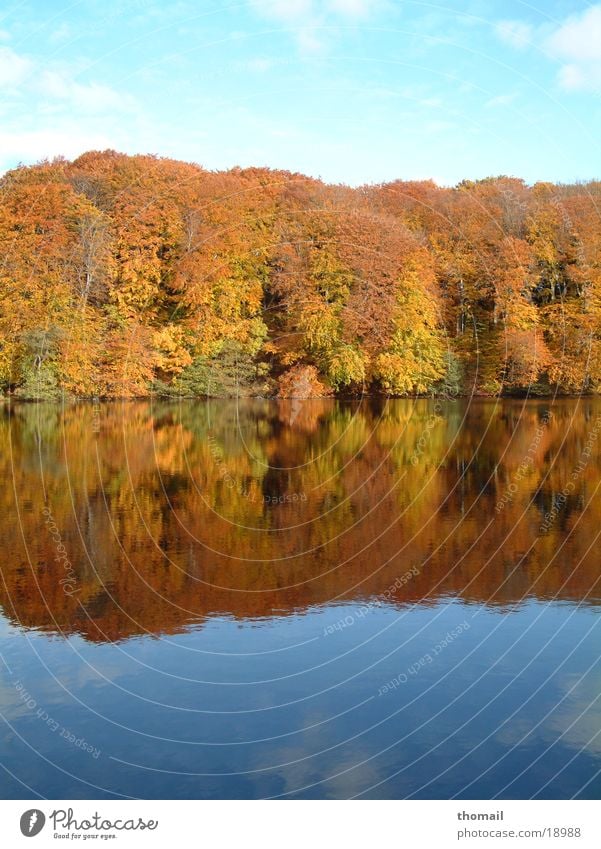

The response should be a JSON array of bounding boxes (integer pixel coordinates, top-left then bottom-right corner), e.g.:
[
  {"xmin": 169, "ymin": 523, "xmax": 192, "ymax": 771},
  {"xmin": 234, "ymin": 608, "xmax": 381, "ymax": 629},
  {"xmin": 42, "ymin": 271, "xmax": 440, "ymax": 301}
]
[
  {"xmin": 37, "ymin": 70, "xmax": 134, "ymax": 113},
  {"xmin": 485, "ymin": 92, "xmax": 518, "ymax": 109},
  {"xmin": 251, "ymin": 0, "xmax": 378, "ymax": 20},
  {"xmin": 250, "ymin": 0, "xmax": 313, "ymax": 22},
  {"xmin": 326, "ymin": 0, "xmax": 375, "ymax": 17},
  {"xmin": 49, "ymin": 23, "xmax": 74, "ymax": 44},
  {"xmin": 0, "ymin": 46, "xmax": 33, "ymax": 87},
  {"xmin": 0, "ymin": 127, "xmax": 113, "ymax": 167},
  {"xmin": 246, "ymin": 56, "xmax": 276, "ymax": 73},
  {"xmin": 249, "ymin": 0, "xmax": 380, "ymax": 50},
  {"xmin": 545, "ymin": 4, "xmax": 601, "ymax": 92},
  {"xmin": 0, "ymin": 44, "xmax": 133, "ymax": 114},
  {"xmin": 0, "ymin": 43, "xmax": 139, "ymax": 172},
  {"xmin": 496, "ymin": 5, "xmax": 601, "ymax": 94},
  {"xmin": 495, "ymin": 19, "xmax": 533, "ymax": 50}
]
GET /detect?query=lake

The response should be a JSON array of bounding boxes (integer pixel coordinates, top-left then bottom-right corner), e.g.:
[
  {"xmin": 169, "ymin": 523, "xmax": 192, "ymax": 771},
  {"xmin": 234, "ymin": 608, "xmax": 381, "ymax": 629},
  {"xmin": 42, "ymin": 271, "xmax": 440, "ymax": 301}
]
[{"xmin": 1, "ymin": 397, "xmax": 600, "ymax": 799}]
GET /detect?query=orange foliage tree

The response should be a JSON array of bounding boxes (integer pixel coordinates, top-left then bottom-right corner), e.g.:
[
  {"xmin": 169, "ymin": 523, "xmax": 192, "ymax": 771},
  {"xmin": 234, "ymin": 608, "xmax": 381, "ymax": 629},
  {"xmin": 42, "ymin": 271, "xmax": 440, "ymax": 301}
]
[{"xmin": 1, "ymin": 154, "xmax": 601, "ymax": 398}]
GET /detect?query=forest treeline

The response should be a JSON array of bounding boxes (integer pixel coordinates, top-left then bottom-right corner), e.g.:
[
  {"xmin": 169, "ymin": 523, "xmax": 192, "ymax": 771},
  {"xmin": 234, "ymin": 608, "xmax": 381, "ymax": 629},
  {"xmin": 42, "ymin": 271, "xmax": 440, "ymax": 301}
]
[{"xmin": 1, "ymin": 150, "xmax": 600, "ymax": 399}]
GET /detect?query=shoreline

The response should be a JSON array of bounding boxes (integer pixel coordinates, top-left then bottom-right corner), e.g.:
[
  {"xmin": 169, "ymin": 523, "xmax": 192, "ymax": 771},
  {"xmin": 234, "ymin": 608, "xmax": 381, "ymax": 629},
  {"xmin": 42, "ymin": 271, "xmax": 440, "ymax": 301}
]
[{"xmin": 1, "ymin": 393, "xmax": 594, "ymax": 404}]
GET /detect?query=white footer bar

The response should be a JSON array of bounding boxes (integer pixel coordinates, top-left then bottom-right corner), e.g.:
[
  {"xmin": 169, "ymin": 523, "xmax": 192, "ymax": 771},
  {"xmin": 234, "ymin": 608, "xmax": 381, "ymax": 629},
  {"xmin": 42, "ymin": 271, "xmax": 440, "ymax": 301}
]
[{"xmin": 0, "ymin": 800, "xmax": 598, "ymax": 847}]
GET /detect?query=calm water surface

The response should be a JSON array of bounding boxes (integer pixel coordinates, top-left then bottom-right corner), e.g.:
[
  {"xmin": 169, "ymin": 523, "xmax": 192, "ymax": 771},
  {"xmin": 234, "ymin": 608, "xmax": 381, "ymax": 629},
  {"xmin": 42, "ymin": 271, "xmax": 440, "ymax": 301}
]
[{"xmin": 1, "ymin": 398, "xmax": 600, "ymax": 799}]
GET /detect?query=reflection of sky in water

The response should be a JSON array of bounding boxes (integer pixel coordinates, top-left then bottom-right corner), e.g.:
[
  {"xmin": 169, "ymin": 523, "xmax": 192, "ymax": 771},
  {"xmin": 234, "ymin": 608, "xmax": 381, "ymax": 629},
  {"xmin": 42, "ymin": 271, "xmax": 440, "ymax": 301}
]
[
  {"xmin": 2, "ymin": 600, "xmax": 601, "ymax": 799},
  {"xmin": 1, "ymin": 399, "xmax": 601, "ymax": 798}
]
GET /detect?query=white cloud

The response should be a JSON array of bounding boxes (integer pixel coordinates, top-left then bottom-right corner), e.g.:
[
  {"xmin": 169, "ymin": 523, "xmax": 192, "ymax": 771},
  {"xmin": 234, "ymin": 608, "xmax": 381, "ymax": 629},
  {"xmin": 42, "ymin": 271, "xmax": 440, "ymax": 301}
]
[
  {"xmin": 38, "ymin": 70, "xmax": 133, "ymax": 113},
  {"xmin": 246, "ymin": 57, "xmax": 276, "ymax": 73},
  {"xmin": 547, "ymin": 5, "xmax": 601, "ymax": 62},
  {"xmin": 0, "ymin": 45, "xmax": 140, "ymax": 174},
  {"xmin": 297, "ymin": 25, "xmax": 324, "ymax": 52},
  {"xmin": 0, "ymin": 46, "xmax": 33, "ymax": 87},
  {"xmin": 0, "ymin": 128, "xmax": 113, "ymax": 172},
  {"xmin": 49, "ymin": 23, "xmax": 73, "ymax": 44},
  {"xmin": 546, "ymin": 5, "xmax": 601, "ymax": 92},
  {"xmin": 250, "ymin": 0, "xmax": 379, "ymax": 50},
  {"xmin": 495, "ymin": 19, "xmax": 533, "ymax": 50},
  {"xmin": 0, "ymin": 45, "xmax": 133, "ymax": 114},
  {"xmin": 326, "ymin": 0, "xmax": 375, "ymax": 17},
  {"xmin": 250, "ymin": 0, "xmax": 313, "ymax": 21},
  {"xmin": 485, "ymin": 93, "xmax": 518, "ymax": 108},
  {"xmin": 496, "ymin": 7, "xmax": 601, "ymax": 93}
]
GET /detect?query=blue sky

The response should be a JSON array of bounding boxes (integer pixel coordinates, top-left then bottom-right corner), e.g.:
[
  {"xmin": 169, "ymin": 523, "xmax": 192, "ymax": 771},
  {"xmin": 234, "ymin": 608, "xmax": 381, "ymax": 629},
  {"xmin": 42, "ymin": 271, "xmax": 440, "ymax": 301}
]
[{"xmin": 0, "ymin": 0, "xmax": 600, "ymax": 185}]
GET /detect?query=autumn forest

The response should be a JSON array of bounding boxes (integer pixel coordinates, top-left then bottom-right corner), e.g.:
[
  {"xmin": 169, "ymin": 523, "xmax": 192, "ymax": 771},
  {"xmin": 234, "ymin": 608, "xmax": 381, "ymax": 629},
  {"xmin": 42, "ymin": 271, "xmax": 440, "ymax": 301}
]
[{"xmin": 1, "ymin": 150, "xmax": 600, "ymax": 400}]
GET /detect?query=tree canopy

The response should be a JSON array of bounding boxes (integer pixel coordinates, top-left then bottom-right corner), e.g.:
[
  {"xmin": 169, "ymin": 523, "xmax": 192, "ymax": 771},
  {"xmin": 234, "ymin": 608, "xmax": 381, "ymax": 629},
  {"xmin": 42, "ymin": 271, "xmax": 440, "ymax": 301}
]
[{"xmin": 1, "ymin": 151, "xmax": 600, "ymax": 398}]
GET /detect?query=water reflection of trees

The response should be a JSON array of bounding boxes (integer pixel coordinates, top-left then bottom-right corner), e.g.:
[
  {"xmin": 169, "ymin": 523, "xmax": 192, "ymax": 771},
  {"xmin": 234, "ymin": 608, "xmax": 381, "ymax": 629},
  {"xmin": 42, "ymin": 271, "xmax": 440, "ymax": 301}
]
[{"xmin": 1, "ymin": 398, "xmax": 600, "ymax": 642}]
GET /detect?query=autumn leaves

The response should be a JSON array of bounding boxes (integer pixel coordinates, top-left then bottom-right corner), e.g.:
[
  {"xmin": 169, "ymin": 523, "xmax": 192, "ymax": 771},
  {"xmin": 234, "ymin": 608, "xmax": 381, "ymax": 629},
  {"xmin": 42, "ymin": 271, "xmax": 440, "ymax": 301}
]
[{"xmin": 0, "ymin": 153, "xmax": 599, "ymax": 399}]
